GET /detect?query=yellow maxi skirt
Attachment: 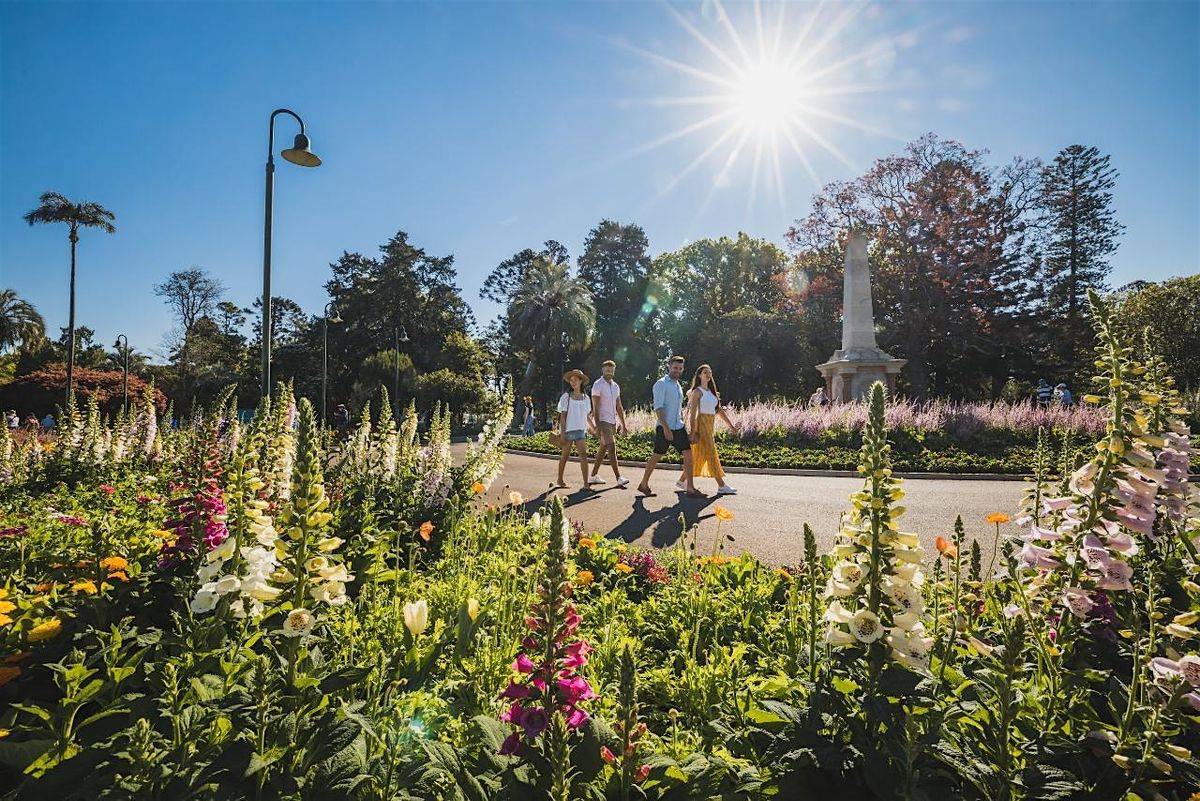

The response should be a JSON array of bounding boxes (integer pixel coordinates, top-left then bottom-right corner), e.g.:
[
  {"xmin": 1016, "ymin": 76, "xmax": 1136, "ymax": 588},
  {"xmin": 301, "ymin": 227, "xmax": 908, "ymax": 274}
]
[{"xmin": 691, "ymin": 413, "xmax": 725, "ymax": 480}]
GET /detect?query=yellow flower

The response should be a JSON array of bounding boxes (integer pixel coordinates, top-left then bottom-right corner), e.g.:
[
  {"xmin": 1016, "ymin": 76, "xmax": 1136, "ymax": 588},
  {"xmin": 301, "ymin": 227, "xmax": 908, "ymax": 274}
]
[
  {"xmin": 577, "ymin": 570, "xmax": 595, "ymax": 586},
  {"xmin": 775, "ymin": 568, "xmax": 793, "ymax": 581},
  {"xmin": 72, "ymin": 579, "xmax": 98, "ymax": 595},
  {"xmin": 0, "ymin": 588, "xmax": 7, "ymax": 599},
  {"xmin": 578, "ymin": 537, "xmax": 596, "ymax": 550},
  {"xmin": 0, "ymin": 666, "xmax": 20, "ymax": 687},
  {"xmin": 714, "ymin": 506, "xmax": 734, "ymax": 521},
  {"xmin": 100, "ymin": 556, "xmax": 128, "ymax": 571},
  {"xmin": 0, "ymin": 614, "xmax": 12, "ymax": 628},
  {"xmin": 986, "ymin": 513, "xmax": 1010, "ymax": 525},
  {"xmin": 471, "ymin": 482, "xmax": 485, "ymax": 494},
  {"xmin": 106, "ymin": 571, "xmax": 129, "ymax": 583},
  {"xmin": 614, "ymin": 563, "xmax": 633, "ymax": 574},
  {"xmin": 28, "ymin": 618, "xmax": 62, "ymax": 643},
  {"xmin": 0, "ymin": 601, "xmax": 15, "ymax": 615},
  {"xmin": 151, "ymin": 529, "xmax": 175, "ymax": 539},
  {"xmin": 615, "ymin": 543, "xmax": 628, "ymax": 553},
  {"xmin": 1082, "ymin": 394, "xmax": 1102, "ymax": 405}
]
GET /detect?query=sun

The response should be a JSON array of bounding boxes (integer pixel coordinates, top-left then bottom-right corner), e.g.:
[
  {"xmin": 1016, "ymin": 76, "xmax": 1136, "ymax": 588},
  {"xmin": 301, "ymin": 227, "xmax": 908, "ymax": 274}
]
[
  {"xmin": 612, "ymin": 0, "xmax": 902, "ymax": 220},
  {"xmin": 729, "ymin": 60, "xmax": 805, "ymax": 134}
]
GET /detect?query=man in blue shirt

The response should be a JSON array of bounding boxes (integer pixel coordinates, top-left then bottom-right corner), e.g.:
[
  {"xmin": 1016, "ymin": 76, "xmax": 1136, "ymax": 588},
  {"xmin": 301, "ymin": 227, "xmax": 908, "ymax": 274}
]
[{"xmin": 638, "ymin": 355, "xmax": 703, "ymax": 497}]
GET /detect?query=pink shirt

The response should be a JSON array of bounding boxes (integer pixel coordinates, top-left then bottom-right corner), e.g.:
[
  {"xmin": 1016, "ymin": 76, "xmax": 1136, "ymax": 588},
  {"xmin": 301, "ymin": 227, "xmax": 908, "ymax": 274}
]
[{"xmin": 591, "ymin": 378, "xmax": 620, "ymax": 424}]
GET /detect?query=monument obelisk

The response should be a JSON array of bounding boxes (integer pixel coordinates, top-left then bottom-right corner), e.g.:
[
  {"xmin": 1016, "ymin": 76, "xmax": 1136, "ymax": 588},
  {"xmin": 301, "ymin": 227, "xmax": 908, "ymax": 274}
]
[{"xmin": 816, "ymin": 230, "xmax": 905, "ymax": 402}]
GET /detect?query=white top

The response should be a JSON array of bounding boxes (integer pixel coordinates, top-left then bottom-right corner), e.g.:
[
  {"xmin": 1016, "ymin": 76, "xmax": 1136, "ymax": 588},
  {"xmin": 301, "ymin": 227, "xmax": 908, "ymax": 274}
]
[
  {"xmin": 557, "ymin": 392, "xmax": 591, "ymax": 432},
  {"xmin": 591, "ymin": 378, "xmax": 620, "ymax": 424},
  {"xmin": 696, "ymin": 387, "xmax": 719, "ymax": 414}
]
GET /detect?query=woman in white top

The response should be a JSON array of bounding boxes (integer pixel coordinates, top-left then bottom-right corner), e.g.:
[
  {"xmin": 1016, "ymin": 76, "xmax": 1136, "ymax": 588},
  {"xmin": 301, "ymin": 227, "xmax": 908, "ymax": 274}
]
[
  {"xmin": 687, "ymin": 364, "xmax": 737, "ymax": 495},
  {"xmin": 556, "ymin": 369, "xmax": 595, "ymax": 489}
]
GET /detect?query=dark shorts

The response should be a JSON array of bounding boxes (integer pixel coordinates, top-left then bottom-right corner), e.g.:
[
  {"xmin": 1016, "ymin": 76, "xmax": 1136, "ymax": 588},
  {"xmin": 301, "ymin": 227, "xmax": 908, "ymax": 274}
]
[{"xmin": 653, "ymin": 425, "xmax": 691, "ymax": 455}]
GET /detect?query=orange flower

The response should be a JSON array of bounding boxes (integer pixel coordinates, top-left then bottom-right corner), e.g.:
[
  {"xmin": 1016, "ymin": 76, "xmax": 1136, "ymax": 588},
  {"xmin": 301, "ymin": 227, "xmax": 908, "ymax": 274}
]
[
  {"xmin": 577, "ymin": 570, "xmax": 594, "ymax": 586},
  {"xmin": 28, "ymin": 618, "xmax": 62, "ymax": 643},
  {"xmin": 471, "ymin": 482, "xmax": 485, "ymax": 494},
  {"xmin": 34, "ymin": 582, "xmax": 54, "ymax": 594},
  {"xmin": 418, "ymin": 521, "xmax": 434, "ymax": 542},
  {"xmin": 72, "ymin": 579, "xmax": 98, "ymax": 595},
  {"xmin": 986, "ymin": 513, "xmax": 1011, "ymax": 525},
  {"xmin": 100, "ymin": 556, "xmax": 128, "ymax": 571},
  {"xmin": 0, "ymin": 666, "xmax": 19, "ymax": 687},
  {"xmin": 935, "ymin": 536, "xmax": 958, "ymax": 559},
  {"xmin": 614, "ymin": 563, "xmax": 633, "ymax": 574},
  {"xmin": 713, "ymin": 506, "xmax": 734, "ymax": 521},
  {"xmin": 107, "ymin": 571, "xmax": 129, "ymax": 583},
  {"xmin": 578, "ymin": 537, "xmax": 597, "ymax": 550}
]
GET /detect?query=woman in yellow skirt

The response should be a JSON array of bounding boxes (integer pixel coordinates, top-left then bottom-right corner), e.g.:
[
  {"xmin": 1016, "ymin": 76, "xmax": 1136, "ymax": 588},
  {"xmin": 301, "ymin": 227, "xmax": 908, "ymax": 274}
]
[{"xmin": 686, "ymin": 364, "xmax": 738, "ymax": 496}]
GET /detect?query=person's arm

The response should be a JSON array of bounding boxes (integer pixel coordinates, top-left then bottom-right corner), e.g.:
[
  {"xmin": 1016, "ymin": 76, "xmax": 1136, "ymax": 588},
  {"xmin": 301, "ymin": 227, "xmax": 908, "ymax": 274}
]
[
  {"xmin": 557, "ymin": 393, "xmax": 568, "ymax": 432},
  {"xmin": 717, "ymin": 405, "xmax": 736, "ymax": 432},
  {"xmin": 591, "ymin": 390, "xmax": 601, "ymax": 434},
  {"xmin": 653, "ymin": 382, "xmax": 673, "ymax": 441},
  {"xmin": 688, "ymin": 389, "xmax": 700, "ymax": 441},
  {"xmin": 616, "ymin": 395, "xmax": 627, "ymax": 435}
]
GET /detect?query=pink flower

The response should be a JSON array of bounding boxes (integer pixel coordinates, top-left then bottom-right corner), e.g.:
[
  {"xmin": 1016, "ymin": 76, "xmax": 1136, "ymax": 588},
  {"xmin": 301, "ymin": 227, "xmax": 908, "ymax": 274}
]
[
  {"xmin": 136, "ymin": 495, "xmax": 153, "ymax": 505},
  {"xmin": 499, "ymin": 732, "xmax": 521, "ymax": 755},
  {"xmin": 600, "ymin": 746, "xmax": 617, "ymax": 765},
  {"xmin": 1020, "ymin": 541, "xmax": 1060, "ymax": 571},
  {"xmin": 1, "ymin": 526, "xmax": 28, "ymax": 538},
  {"xmin": 557, "ymin": 676, "xmax": 596, "ymax": 705},
  {"xmin": 500, "ymin": 702, "xmax": 524, "ymax": 724},
  {"xmin": 564, "ymin": 706, "xmax": 589, "ymax": 729},
  {"xmin": 53, "ymin": 514, "xmax": 88, "ymax": 527},
  {"xmin": 501, "ymin": 681, "xmax": 532, "ymax": 699},
  {"xmin": 561, "ymin": 640, "xmax": 592, "ymax": 669},
  {"xmin": 1062, "ymin": 587, "xmax": 1096, "ymax": 619},
  {"xmin": 520, "ymin": 707, "xmax": 549, "ymax": 738},
  {"xmin": 99, "ymin": 484, "xmax": 115, "ymax": 495},
  {"xmin": 634, "ymin": 764, "xmax": 651, "ymax": 782},
  {"xmin": 512, "ymin": 653, "xmax": 536, "ymax": 674},
  {"xmin": 1094, "ymin": 559, "xmax": 1133, "ymax": 592}
]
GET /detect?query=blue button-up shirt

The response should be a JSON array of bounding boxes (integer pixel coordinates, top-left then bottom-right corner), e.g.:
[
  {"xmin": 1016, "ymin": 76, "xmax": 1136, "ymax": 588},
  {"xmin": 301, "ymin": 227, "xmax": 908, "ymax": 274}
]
[{"xmin": 652, "ymin": 374, "xmax": 684, "ymax": 430}]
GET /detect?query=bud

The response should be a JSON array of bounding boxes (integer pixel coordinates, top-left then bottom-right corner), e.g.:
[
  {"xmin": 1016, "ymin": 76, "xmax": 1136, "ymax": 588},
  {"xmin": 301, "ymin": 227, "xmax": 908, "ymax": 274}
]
[{"xmin": 1111, "ymin": 754, "xmax": 1132, "ymax": 770}]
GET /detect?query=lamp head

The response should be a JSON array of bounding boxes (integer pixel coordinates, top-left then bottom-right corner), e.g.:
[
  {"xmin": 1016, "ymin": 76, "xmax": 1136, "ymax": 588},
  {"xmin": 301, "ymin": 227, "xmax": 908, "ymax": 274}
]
[
  {"xmin": 282, "ymin": 133, "xmax": 321, "ymax": 167},
  {"xmin": 329, "ymin": 311, "xmax": 343, "ymax": 324}
]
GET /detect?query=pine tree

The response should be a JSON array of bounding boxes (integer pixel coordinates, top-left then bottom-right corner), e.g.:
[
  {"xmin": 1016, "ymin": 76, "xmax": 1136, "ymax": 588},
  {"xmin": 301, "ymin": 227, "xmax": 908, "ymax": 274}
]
[{"xmin": 1037, "ymin": 145, "xmax": 1124, "ymax": 383}]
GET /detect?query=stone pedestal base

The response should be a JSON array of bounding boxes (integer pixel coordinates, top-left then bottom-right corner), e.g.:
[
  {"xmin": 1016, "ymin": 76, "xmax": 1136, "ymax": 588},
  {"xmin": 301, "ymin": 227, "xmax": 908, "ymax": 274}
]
[{"xmin": 816, "ymin": 352, "xmax": 907, "ymax": 402}]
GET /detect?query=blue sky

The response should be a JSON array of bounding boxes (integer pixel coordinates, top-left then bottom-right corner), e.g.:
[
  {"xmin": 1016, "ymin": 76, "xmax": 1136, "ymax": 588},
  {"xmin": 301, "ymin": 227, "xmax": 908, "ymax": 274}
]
[{"xmin": 1, "ymin": 0, "xmax": 1196, "ymax": 362}]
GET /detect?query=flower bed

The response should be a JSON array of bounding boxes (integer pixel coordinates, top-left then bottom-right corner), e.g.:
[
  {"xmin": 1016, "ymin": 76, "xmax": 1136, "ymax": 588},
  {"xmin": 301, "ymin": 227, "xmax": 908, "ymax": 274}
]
[
  {"xmin": 1, "ymin": 298, "xmax": 1199, "ymax": 799},
  {"xmin": 508, "ymin": 400, "xmax": 1109, "ymax": 474}
]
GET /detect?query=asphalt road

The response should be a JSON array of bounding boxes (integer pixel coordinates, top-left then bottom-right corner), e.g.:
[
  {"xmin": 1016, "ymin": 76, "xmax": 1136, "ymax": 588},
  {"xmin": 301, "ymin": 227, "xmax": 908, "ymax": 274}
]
[{"xmin": 468, "ymin": 448, "xmax": 1026, "ymax": 567}]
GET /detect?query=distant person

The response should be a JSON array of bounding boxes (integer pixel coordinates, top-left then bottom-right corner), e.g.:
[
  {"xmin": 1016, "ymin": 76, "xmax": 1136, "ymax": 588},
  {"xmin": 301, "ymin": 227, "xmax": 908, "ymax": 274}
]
[
  {"xmin": 638, "ymin": 355, "xmax": 702, "ymax": 498},
  {"xmin": 588, "ymin": 360, "xmax": 629, "ymax": 488},
  {"xmin": 1035, "ymin": 378, "xmax": 1053, "ymax": 409},
  {"xmin": 522, "ymin": 395, "xmax": 536, "ymax": 437},
  {"xmin": 333, "ymin": 404, "xmax": 351, "ymax": 433},
  {"xmin": 6, "ymin": 410, "xmax": 18, "ymax": 431},
  {"xmin": 810, "ymin": 386, "xmax": 830, "ymax": 408},
  {"xmin": 25, "ymin": 414, "xmax": 39, "ymax": 434},
  {"xmin": 1054, "ymin": 383, "xmax": 1073, "ymax": 407},
  {"xmin": 687, "ymin": 364, "xmax": 738, "ymax": 496},
  {"xmin": 555, "ymin": 369, "xmax": 594, "ymax": 489},
  {"xmin": 40, "ymin": 413, "xmax": 55, "ymax": 430}
]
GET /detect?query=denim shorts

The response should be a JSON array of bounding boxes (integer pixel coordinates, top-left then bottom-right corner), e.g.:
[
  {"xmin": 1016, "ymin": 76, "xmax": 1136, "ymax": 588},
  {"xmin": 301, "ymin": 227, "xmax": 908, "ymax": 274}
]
[{"xmin": 564, "ymin": 429, "xmax": 587, "ymax": 442}]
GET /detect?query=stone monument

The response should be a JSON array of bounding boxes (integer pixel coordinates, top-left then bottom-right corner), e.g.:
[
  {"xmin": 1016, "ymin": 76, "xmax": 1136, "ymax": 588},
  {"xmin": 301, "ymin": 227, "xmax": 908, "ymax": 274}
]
[{"xmin": 815, "ymin": 230, "xmax": 905, "ymax": 402}]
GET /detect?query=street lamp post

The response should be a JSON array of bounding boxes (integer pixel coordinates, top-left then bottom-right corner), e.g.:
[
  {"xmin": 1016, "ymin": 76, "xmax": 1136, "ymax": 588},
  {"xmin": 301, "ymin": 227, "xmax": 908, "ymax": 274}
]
[
  {"xmin": 261, "ymin": 108, "xmax": 321, "ymax": 399},
  {"xmin": 115, "ymin": 334, "xmax": 129, "ymax": 415},
  {"xmin": 322, "ymin": 302, "xmax": 342, "ymax": 426},
  {"xmin": 393, "ymin": 325, "xmax": 409, "ymax": 422}
]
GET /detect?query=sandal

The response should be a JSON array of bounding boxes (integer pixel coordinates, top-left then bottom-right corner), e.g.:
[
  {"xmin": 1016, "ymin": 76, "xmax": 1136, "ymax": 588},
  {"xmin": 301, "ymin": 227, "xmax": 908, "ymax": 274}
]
[
  {"xmin": 686, "ymin": 490, "xmax": 707, "ymax": 498},
  {"xmin": 637, "ymin": 485, "xmax": 656, "ymax": 497}
]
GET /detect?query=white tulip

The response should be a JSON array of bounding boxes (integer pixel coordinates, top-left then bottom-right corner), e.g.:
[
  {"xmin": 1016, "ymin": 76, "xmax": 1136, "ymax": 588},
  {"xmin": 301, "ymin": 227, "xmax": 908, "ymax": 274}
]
[{"xmin": 404, "ymin": 599, "xmax": 430, "ymax": 637}]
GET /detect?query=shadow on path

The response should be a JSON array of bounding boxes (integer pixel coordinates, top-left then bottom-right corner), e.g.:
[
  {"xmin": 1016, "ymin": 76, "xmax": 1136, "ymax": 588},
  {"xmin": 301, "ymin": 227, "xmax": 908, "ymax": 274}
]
[{"xmin": 606, "ymin": 493, "xmax": 717, "ymax": 548}]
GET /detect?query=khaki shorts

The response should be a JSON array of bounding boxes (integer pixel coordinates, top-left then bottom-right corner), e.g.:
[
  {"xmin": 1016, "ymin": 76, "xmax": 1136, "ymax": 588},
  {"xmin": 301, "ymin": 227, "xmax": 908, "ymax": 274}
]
[{"xmin": 597, "ymin": 421, "xmax": 617, "ymax": 445}]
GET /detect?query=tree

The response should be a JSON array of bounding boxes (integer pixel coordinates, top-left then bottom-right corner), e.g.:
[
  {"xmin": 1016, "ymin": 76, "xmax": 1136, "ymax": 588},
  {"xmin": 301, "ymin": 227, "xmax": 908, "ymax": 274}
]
[
  {"xmin": 576, "ymin": 221, "xmax": 661, "ymax": 403},
  {"xmin": 0, "ymin": 289, "xmax": 45, "ymax": 353},
  {"xmin": 788, "ymin": 134, "xmax": 1036, "ymax": 400},
  {"xmin": 508, "ymin": 259, "xmax": 595, "ymax": 400},
  {"xmin": 23, "ymin": 191, "xmax": 117, "ymax": 404},
  {"xmin": 154, "ymin": 269, "xmax": 226, "ymax": 334},
  {"xmin": 1113, "ymin": 275, "xmax": 1200, "ymax": 390},
  {"xmin": 1037, "ymin": 145, "xmax": 1124, "ymax": 382},
  {"xmin": 0, "ymin": 365, "xmax": 166, "ymax": 417}
]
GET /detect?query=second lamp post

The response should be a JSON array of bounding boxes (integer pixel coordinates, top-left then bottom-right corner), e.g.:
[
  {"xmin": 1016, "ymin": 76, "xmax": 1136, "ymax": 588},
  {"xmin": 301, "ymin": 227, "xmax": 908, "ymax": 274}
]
[{"xmin": 321, "ymin": 302, "xmax": 342, "ymax": 426}]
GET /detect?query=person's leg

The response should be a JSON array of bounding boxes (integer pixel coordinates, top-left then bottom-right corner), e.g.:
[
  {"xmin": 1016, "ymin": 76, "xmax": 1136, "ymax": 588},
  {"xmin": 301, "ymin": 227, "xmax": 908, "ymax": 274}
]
[
  {"xmin": 590, "ymin": 441, "xmax": 607, "ymax": 477},
  {"xmin": 608, "ymin": 436, "xmax": 622, "ymax": 480},
  {"xmin": 682, "ymin": 449, "xmax": 696, "ymax": 492},
  {"xmin": 576, "ymin": 440, "xmax": 589, "ymax": 485},
  {"xmin": 557, "ymin": 440, "xmax": 572, "ymax": 486},
  {"xmin": 639, "ymin": 454, "xmax": 660, "ymax": 494}
]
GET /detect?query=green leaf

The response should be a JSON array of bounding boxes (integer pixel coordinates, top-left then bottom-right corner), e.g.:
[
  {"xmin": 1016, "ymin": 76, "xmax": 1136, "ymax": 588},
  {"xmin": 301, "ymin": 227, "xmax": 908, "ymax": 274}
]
[{"xmin": 318, "ymin": 666, "xmax": 373, "ymax": 695}]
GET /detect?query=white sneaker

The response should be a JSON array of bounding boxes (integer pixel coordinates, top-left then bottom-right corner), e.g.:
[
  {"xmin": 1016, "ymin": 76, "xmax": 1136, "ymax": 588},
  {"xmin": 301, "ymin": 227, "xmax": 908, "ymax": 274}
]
[
  {"xmin": 615, "ymin": 477, "xmax": 630, "ymax": 488},
  {"xmin": 675, "ymin": 480, "xmax": 687, "ymax": 492},
  {"xmin": 717, "ymin": 485, "xmax": 738, "ymax": 495},
  {"xmin": 588, "ymin": 476, "xmax": 606, "ymax": 485}
]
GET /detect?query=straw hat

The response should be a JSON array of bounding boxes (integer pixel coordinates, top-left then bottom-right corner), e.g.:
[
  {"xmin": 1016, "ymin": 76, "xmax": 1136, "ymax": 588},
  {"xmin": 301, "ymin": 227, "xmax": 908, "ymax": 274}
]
[{"xmin": 562, "ymin": 368, "xmax": 589, "ymax": 384}]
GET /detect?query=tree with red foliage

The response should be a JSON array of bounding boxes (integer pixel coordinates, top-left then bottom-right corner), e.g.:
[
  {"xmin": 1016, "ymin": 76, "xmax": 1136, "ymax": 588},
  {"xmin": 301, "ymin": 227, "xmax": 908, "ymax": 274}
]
[{"xmin": 0, "ymin": 364, "xmax": 167, "ymax": 418}]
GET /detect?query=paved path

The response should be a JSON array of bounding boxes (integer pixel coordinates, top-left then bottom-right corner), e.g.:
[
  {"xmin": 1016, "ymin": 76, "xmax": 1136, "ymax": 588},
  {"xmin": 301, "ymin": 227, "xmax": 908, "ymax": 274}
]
[{"xmin": 471, "ymin": 449, "xmax": 1025, "ymax": 567}]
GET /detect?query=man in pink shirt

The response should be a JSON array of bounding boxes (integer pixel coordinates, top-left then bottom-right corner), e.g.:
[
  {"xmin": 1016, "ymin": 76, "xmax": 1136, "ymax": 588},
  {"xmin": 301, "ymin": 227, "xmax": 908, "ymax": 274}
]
[{"xmin": 589, "ymin": 359, "xmax": 629, "ymax": 488}]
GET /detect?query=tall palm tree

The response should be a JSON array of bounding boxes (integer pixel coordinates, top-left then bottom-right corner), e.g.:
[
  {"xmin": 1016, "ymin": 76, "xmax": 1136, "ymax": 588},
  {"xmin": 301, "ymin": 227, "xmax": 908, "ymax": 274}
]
[
  {"xmin": 509, "ymin": 259, "xmax": 595, "ymax": 397},
  {"xmin": 23, "ymin": 192, "xmax": 117, "ymax": 403},
  {"xmin": 0, "ymin": 289, "xmax": 46, "ymax": 353}
]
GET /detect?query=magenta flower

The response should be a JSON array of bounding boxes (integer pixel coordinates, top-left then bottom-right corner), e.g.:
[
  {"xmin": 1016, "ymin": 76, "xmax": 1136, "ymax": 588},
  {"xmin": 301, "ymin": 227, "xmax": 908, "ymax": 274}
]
[
  {"xmin": 520, "ymin": 707, "xmax": 550, "ymax": 738},
  {"xmin": 563, "ymin": 706, "xmax": 589, "ymax": 729},
  {"xmin": 499, "ymin": 732, "xmax": 521, "ymax": 755},
  {"xmin": 501, "ymin": 681, "xmax": 532, "ymax": 699},
  {"xmin": 1, "ymin": 526, "xmax": 28, "ymax": 538},
  {"xmin": 556, "ymin": 676, "xmax": 596, "ymax": 705},
  {"xmin": 512, "ymin": 653, "xmax": 536, "ymax": 673},
  {"xmin": 561, "ymin": 640, "xmax": 592, "ymax": 669},
  {"xmin": 53, "ymin": 514, "xmax": 88, "ymax": 527}
]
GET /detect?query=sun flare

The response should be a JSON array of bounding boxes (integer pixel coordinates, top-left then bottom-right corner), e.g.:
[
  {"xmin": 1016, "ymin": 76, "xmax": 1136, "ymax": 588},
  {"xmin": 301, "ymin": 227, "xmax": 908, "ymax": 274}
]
[{"xmin": 729, "ymin": 60, "xmax": 806, "ymax": 134}]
